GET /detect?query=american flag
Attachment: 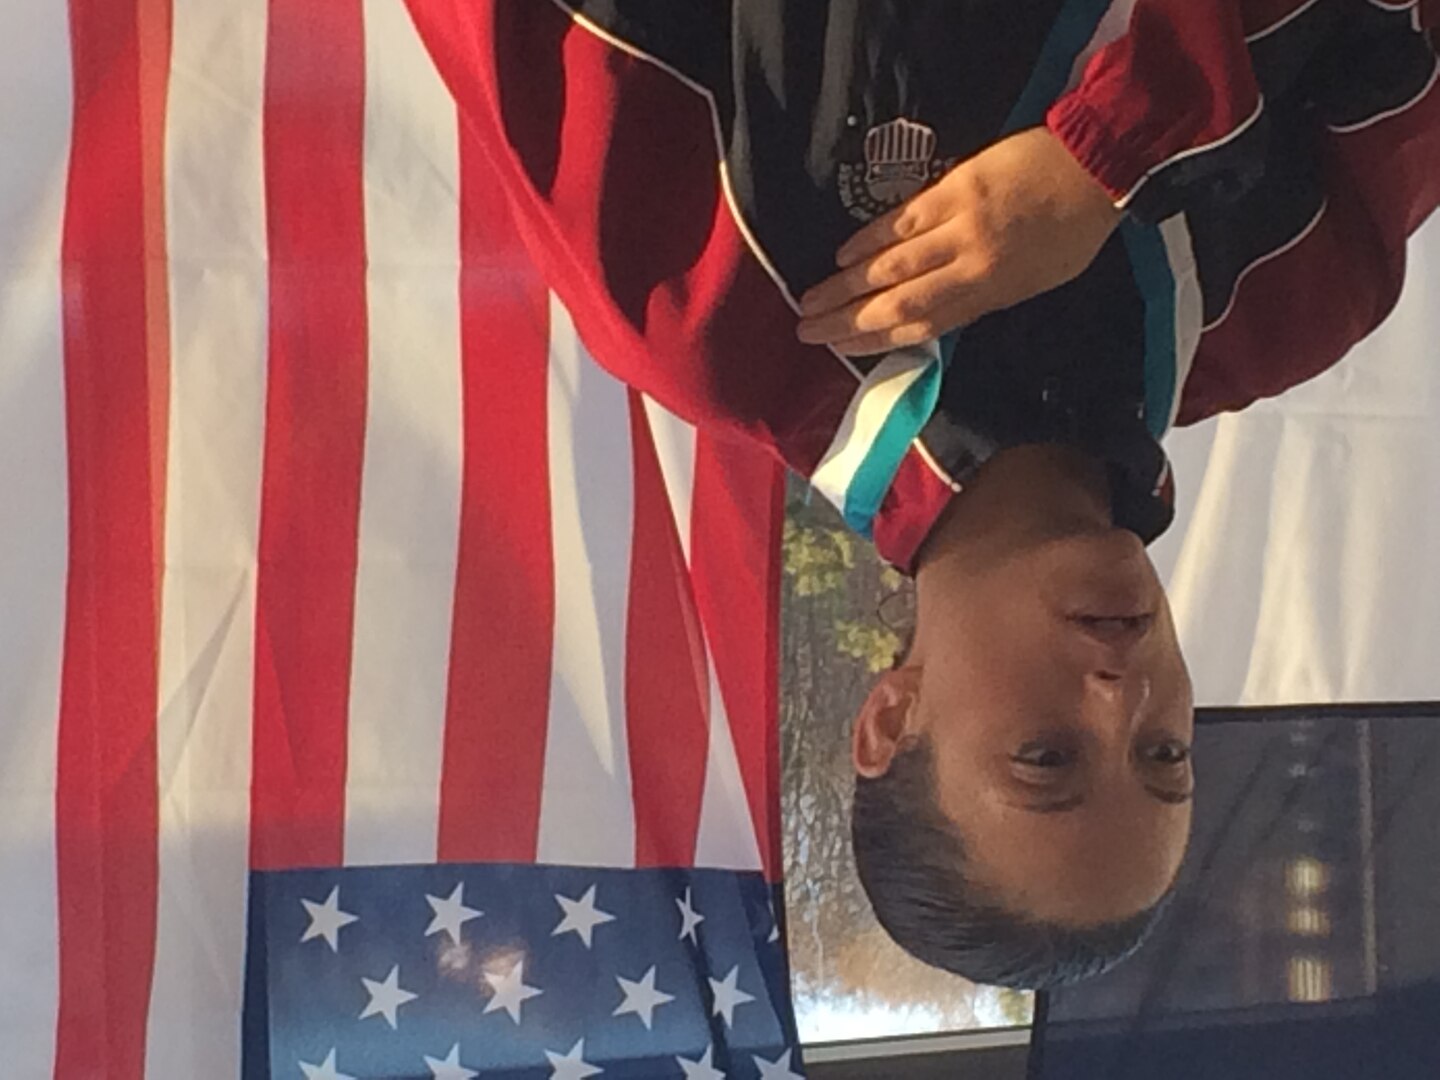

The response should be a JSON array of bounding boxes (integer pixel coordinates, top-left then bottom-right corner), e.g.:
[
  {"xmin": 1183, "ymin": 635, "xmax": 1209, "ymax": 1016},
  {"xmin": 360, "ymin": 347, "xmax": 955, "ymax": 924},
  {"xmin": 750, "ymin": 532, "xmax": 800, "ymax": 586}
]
[
  {"xmin": 0, "ymin": 1, "xmax": 798, "ymax": 1077},
  {"xmin": 250, "ymin": 865, "xmax": 796, "ymax": 1079}
]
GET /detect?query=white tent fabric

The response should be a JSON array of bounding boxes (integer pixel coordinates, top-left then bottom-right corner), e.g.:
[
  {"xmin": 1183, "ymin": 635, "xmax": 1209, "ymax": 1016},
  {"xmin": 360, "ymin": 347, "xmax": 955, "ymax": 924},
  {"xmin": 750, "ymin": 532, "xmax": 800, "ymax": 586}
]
[{"xmin": 1156, "ymin": 216, "xmax": 1440, "ymax": 707}]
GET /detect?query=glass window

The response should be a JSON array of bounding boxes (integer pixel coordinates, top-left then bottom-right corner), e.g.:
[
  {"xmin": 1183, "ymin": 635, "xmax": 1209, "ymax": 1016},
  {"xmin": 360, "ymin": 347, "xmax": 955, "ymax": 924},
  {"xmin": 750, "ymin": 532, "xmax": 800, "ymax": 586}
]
[{"xmin": 779, "ymin": 480, "xmax": 1034, "ymax": 1043}]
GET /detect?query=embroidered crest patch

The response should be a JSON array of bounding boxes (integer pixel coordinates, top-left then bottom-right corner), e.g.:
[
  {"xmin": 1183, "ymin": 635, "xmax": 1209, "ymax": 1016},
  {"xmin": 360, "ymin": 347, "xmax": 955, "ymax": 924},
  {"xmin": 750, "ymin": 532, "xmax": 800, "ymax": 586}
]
[{"xmin": 838, "ymin": 117, "xmax": 954, "ymax": 221}]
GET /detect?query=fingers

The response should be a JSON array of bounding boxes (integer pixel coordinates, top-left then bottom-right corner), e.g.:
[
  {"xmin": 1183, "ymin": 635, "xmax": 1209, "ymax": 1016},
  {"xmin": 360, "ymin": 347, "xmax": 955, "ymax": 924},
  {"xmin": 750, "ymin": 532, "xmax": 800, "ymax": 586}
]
[
  {"xmin": 834, "ymin": 187, "xmax": 945, "ymax": 268},
  {"xmin": 829, "ymin": 321, "xmax": 946, "ymax": 358},
  {"xmin": 799, "ymin": 229, "xmax": 956, "ymax": 318},
  {"xmin": 797, "ymin": 264, "xmax": 989, "ymax": 351}
]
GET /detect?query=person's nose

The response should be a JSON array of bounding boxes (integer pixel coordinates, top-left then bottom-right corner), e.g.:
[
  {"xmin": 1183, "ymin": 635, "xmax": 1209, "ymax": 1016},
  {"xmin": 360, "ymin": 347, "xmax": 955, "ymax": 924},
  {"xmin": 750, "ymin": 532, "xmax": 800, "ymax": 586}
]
[{"xmin": 1088, "ymin": 667, "xmax": 1153, "ymax": 731}]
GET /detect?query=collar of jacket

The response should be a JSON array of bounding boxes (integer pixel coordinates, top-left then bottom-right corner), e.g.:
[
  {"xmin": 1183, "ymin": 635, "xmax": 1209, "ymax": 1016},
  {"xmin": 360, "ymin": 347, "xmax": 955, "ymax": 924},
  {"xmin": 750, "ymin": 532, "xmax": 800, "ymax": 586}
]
[{"xmin": 869, "ymin": 346, "xmax": 1176, "ymax": 574}]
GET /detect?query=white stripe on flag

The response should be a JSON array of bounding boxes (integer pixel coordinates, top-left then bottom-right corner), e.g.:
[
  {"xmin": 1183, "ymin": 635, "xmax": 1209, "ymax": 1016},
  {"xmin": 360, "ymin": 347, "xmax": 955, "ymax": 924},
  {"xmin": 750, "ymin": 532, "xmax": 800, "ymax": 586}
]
[
  {"xmin": 537, "ymin": 295, "xmax": 637, "ymax": 867},
  {"xmin": 344, "ymin": 0, "xmax": 463, "ymax": 867},
  {"xmin": 146, "ymin": 2, "xmax": 269, "ymax": 1076},
  {"xmin": 1160, "ymin": 213, "xmax": 1203, "ymax": 432},
  {"xmin": 0, "ymin": 1, "xmax": 69, "ymax": 1071},
  {"xmin": 694, "ymin": 676, "xmax": 766, "ymax": 872},
  {"xmin": 638, "ymin": 398, "xmax": 762, "ymax": 871},
  {"xmin": 641, "ymin": 395, "xmax": 697, "ymax": 562}
]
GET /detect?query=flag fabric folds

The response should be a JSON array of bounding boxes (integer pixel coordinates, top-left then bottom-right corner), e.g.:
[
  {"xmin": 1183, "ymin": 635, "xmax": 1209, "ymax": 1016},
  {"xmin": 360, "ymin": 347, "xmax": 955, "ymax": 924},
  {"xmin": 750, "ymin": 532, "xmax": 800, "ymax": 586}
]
[
  {"xmin": 0, "ymin": 1, "xmax": 796, "ymax": 1077},
  {"xmin": 246, "ymin": 865, "xmax": 794, "ymax": 1079}
]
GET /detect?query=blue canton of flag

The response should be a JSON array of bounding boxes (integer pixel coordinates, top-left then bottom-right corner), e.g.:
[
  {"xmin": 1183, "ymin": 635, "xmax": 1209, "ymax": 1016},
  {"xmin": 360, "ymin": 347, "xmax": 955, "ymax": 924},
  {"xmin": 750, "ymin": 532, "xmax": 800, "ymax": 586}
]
[{"xmin": 243, "ymin": 865, "xmax": 804, "ymax": 1079}]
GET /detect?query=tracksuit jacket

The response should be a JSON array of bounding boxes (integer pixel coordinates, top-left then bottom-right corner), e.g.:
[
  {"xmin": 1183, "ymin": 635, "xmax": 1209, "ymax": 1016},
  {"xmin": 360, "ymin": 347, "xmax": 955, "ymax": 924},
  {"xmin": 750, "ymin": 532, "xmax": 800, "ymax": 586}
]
[{"xmin": 406, "ymin": 0, "xmax": 1440, "ymax": 569}]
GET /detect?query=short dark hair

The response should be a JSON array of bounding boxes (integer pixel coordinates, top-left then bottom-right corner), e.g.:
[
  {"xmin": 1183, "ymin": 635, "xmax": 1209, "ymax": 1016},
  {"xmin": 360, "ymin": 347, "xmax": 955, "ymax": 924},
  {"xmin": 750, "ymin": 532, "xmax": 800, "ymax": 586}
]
[{"xmin": 851, "ymin": 737, "xmax": 1175, "ymax": 990}]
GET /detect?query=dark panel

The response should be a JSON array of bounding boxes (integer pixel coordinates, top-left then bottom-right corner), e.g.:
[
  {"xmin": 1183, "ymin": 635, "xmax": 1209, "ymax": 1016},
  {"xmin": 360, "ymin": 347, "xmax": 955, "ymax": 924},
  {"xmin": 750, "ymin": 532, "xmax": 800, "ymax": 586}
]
[
  {"xmin": 1033, "ymin": 707, "xmax": 1440, "ymax": 1080},
  {"xmin": 808, "ymin": 1043, "xmax": 1031, "ymax": 1080}
]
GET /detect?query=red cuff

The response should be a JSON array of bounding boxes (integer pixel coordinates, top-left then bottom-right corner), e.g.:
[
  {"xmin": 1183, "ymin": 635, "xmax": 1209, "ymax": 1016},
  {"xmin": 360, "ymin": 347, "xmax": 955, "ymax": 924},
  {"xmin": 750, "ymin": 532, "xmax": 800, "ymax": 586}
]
[{"xmin": 1045, "ymin": 95, "xmax": 1139, "ymax": 206}]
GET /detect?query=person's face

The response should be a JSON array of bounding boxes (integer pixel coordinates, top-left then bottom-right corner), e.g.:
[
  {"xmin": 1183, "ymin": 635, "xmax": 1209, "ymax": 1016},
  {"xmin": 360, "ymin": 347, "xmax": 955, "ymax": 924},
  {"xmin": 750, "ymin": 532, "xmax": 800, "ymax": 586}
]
[{"xmin": 859, "ymin": 526, "xmax": 1194, "ymax": 926}]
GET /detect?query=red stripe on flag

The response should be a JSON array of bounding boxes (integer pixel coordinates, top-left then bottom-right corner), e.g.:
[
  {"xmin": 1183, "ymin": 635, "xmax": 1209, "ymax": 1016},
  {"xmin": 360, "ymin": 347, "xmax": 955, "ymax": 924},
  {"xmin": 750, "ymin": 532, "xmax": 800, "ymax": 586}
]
[
  {"xmin": 55, "ymin": 0, "xmax": 172, "ymax": 1074},
  {"xmin": 250, "ymin": 0, "xmax": 368, "ymax": 871},
  {"xmin": 437, "ymin": 127, "xmax": 554, "ymax": 863},
  {"xmin": 690, "ymin": 433, "xmax": 787, "ymax": 881},
  {"xmin": 625, "ymin": 394, "xmax": 710, "ymax": 868}
]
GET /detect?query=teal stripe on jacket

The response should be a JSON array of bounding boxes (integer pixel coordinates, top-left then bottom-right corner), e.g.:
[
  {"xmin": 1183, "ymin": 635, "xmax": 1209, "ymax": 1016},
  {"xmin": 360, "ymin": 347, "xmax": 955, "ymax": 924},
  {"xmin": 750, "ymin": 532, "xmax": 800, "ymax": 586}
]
[
  {"xmin": 841, "ymin": 357, "xmax": 946, "ymax": 538},
  {"xmin": 1120, "ymin": 220, "xmax": 1180, "ymax": 437}
]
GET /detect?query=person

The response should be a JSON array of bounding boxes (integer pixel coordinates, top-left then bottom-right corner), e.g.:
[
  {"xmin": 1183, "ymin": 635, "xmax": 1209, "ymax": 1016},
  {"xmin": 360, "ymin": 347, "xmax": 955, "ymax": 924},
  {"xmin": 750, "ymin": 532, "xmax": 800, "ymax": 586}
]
[{"xmin": 405, "ymin": 0, "xmax": 1440, "ymax": 988}]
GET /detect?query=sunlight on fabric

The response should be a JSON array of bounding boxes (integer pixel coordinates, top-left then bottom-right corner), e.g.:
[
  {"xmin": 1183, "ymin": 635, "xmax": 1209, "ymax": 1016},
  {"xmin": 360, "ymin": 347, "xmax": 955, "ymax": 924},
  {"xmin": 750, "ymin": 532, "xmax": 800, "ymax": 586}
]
[
  {"xmin": 345, "ymin": 0, "xmax": 463, "ymax": 867},
  {"xmin": 538, "ymin": 296, "xmax": 637, "ymax": 867},
  {"xmin": 1157, "ymin": 214, "xmax": 1440, "ymax": 706},
  {"xmin": 641, "ymin": 397, "xmax": 696, "ymax": 563},
  {"xmin": 147, "ymin": 2, "xmax": 268, "ymax": 1075},
  {"xmin": 0, "ymin": 1, "xmax": 70, "ymax": 1073},
  {"xmin": 694, "ymin": 674, "xmax": 767, "ymax": 873},
  {"xmin": 640, "ymin": 398, "xmax": 765, "ymax": 872}
]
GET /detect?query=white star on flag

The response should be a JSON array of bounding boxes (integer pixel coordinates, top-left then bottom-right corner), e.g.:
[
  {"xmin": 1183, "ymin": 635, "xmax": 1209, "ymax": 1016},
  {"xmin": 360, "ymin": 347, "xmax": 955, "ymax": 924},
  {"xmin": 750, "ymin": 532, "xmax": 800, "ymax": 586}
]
[
  {"xmin": 425, "ymin": 883, "xmax": 483, "ymax": 946},
  {"xmin": 676, "ymin": 887, "xmax": 705, "ymax": 945},
  {"xmin": 552, "ymin": 884, "xmax": 616, "ymax": 948},
  {"xmin": 676, "ymin": 1045, "xmax": 727, "ymax": 1079},
  {"xmin": 484, "ymin": 959, "xmax": 543, "ymax": 1024},
  {"xmin": 300, "ymin": 886, "xmax": 358, "ymax": 952},
  {"xmin": 424, "ymin": 1043, "xmax": 478, "ymax": 1080},
  {"xmin": 613, "ymin": 965, "xmax": 676, "ymax": 1030},
  {"xmin": 545, "ymin": 1038, "xmax": 603, "ymax": 1080},
  {"xmin": 299, "ymin": 1048, "xmax": 355, "ymax": 1080},
  {"xmin": 753, "ymin": 1049, "xmax": 803, "ymax": 1080},
  {"xmin": 768, "ymin": 924, "xmax": 780, "ymax": 944},
  {"xmin": 708, "ymin": 965, "xmax": 755, "ymax": 1028},
  {"xmin": 359, "ymin": 964, "xmax": 419, "ymax": 1029}
]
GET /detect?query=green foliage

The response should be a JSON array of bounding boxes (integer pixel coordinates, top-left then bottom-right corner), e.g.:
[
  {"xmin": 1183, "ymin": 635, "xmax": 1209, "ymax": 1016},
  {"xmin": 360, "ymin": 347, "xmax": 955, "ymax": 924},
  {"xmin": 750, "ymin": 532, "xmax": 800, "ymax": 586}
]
[
  {"xmin": 996, "ymin": 987, "xmax": 1035, "ymax": 1026},
  {"xmin": 833, "ymin": 619, "xmax": 903, "ymax": 674},
  {"xmin": 782, "ymin": 518, "xmax": 855, "ymax": 598}
]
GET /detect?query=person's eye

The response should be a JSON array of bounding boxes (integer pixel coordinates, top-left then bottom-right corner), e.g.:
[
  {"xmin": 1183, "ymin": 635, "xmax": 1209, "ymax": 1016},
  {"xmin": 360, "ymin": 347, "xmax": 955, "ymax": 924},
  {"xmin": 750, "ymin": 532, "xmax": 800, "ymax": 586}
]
[
  {"xmin": 1145, "ymin": 741, "xmax": 1192, "ymax": 767},
  {"xmin": 1012, "ymin": 745, "xmax": 1072, "ymax": 769}
]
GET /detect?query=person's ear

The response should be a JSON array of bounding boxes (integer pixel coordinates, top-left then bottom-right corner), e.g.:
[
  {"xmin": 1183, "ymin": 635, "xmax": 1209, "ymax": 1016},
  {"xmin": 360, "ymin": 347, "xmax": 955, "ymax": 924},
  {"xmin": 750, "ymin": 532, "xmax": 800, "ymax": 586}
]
[{"xmin": 852, "ymin": 667, "xmax": 923, "ymax": 779}]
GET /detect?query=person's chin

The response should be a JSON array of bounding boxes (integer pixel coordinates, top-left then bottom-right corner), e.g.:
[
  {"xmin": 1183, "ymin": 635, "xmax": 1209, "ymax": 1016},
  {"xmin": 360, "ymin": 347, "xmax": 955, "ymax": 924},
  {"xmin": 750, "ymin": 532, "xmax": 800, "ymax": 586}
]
[{"xmin": 1047, "ymin": 530, "xmax": 1159, "ymax": 618}]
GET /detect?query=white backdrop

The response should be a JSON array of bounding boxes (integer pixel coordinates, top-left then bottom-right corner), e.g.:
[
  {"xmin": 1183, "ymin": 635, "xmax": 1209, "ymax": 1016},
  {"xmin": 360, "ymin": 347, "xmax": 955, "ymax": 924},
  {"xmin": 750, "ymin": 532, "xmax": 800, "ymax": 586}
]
[{"xmin": 1154, "ymin": 215, "xmax": 1440, "ymax": 707}]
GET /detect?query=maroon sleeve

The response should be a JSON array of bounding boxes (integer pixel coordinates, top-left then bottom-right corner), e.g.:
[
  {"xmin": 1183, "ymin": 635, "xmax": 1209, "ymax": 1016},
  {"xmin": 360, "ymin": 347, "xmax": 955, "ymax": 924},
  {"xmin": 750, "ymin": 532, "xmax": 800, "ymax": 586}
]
[
  {"xmin": 1045, "ymin": 0, "xmax": 1264, "ymax": 220},
  {"xmin": 1046, "ymin": 0, "xmax": 1437, "ymax": 225},
  {"xmin": 401, "ymin": 0, "xmax": 863, "ymax": 481},
  {"xmin": 1175, "ymin": 6, "xmax": 1440, "ymax": 423}
]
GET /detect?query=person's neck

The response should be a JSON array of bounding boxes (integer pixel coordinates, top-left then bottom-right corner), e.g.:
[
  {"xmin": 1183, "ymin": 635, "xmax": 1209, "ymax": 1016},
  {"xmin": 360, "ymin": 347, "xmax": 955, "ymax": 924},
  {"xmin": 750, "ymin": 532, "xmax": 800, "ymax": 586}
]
[{"xmin": 915, "ymin": 444, "xmax": 1113, "ymax": 574}]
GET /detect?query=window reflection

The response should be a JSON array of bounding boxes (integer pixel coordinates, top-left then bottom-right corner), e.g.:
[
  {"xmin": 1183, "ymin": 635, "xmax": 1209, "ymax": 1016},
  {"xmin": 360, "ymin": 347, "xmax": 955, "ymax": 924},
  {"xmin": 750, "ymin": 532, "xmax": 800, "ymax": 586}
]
[
  {"xmin": 1287, "ymin": 857, "xmax": 1328, "ymax": 898},
  {"xmin": 1287, "ymin": 956, "xmax": 1333, "ymax": 1002},
  {"xmin": 1287, "ymin": 907, "xmax": 1330, "ymax": 937}
]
